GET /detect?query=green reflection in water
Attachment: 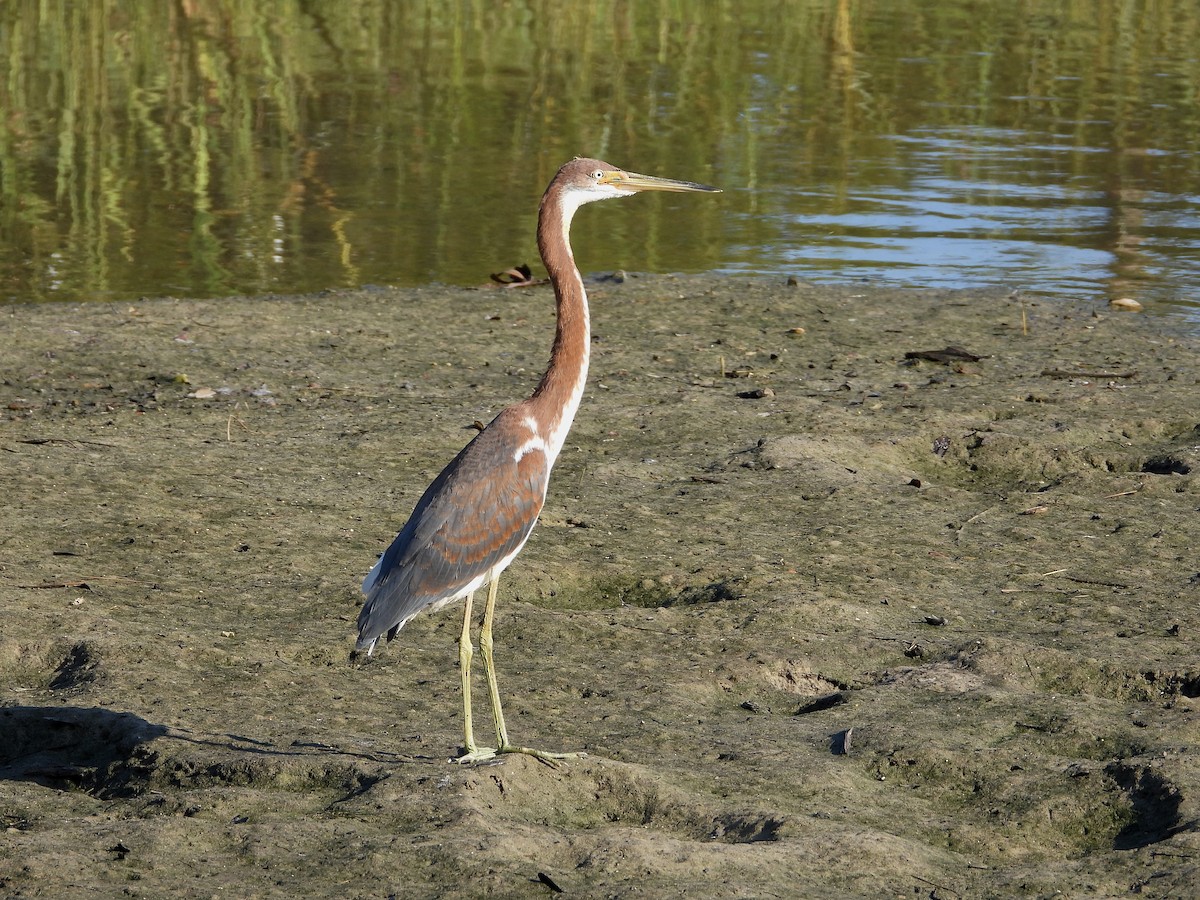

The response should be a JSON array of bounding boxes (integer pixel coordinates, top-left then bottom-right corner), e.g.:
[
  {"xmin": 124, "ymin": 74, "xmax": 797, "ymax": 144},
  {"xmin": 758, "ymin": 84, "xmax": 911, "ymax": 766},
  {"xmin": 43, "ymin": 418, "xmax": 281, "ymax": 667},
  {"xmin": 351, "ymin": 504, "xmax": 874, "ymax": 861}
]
[{"xmin": 1, "ymin": 1, "xmax": 1199, "ymax": 313}]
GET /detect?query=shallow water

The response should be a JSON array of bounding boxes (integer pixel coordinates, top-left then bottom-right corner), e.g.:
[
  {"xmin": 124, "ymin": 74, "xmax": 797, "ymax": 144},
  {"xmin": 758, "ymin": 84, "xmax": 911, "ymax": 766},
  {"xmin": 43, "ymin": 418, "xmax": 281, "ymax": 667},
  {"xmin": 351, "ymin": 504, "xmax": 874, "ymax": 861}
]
[{"xmin": 1, "ymin": 1, "xmax": 1198, "ymax": 319}]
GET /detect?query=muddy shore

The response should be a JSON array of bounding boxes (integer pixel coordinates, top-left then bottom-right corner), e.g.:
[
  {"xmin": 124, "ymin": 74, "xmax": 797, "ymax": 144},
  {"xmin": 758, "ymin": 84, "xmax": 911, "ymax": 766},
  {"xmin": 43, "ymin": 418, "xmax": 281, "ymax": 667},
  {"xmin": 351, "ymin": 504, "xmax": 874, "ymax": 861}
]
[{"xmin": 2, "ymin": 276, "xmax": 1197, "ymax": 898}]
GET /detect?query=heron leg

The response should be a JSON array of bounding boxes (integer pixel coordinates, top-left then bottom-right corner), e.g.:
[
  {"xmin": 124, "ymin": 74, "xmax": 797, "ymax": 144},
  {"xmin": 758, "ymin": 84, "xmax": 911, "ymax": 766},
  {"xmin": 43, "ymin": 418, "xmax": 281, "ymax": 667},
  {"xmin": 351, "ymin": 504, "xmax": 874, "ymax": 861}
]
[
  {"xmin": 477, "ymin": 576, "xmax": 586, "ymax": 764},
  {"xmin": 457, "ymin": 589, "xmax": 486, "ymax": 758},
  {"xmin": 478, "ymin": 576, "xmax": 511, "ymax": 749}
]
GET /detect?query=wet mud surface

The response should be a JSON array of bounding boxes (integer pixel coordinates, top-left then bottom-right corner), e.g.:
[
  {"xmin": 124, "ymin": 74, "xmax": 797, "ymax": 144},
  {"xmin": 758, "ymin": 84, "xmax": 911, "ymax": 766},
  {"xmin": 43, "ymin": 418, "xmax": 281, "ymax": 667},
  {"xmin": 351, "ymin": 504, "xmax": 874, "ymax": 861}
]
[{"xmin": 2, "ymin": 277, "xmax": 1198, "ymax": 897}]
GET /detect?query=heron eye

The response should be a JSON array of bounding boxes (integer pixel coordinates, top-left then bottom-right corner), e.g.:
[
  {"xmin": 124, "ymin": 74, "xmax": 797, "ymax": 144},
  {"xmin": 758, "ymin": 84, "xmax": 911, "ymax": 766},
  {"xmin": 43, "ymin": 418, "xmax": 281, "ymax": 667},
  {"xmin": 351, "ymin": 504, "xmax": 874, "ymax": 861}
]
[{"xmin": 592, "ymin": 170, "xmax": 604, "ymax": 179}]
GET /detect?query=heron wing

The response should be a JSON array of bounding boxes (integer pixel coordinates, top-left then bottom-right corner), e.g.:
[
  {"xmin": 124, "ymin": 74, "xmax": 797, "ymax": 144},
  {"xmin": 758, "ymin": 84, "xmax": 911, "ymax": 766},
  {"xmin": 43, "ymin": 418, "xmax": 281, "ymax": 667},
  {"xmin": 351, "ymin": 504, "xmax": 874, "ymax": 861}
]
[{"xmin": 356, "ymin": 411, "xmax": 549, "ymax": 649}]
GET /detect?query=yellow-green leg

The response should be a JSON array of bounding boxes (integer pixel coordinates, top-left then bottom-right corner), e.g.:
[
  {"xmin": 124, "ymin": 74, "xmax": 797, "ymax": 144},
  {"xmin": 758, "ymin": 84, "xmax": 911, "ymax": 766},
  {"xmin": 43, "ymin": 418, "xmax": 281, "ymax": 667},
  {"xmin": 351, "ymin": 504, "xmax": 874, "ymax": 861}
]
[
  {"xmin": 477, "ymin": 576, "xmax": 584, "ymax": 764},
  {"xmin": 455, "ymin": 590, "xmax": 499, "ymax": 764},
  {"xmin": 478, "ymin": 576, "xmax": 511, "ymax": 748}
]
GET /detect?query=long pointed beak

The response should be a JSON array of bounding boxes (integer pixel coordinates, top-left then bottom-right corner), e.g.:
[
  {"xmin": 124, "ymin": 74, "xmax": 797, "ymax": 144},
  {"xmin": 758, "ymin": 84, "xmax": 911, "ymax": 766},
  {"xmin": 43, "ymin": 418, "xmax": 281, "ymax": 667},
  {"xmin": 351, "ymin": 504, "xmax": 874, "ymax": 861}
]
[{"xmin": 605, "ymin": 170, "xmax": 721, "ymax": 193}]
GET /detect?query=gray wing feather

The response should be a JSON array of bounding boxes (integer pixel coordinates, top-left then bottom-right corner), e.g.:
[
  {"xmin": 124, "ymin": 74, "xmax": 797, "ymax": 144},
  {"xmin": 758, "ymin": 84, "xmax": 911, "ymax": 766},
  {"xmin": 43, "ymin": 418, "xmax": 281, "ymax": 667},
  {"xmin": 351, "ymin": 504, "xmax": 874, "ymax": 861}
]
[{"xmin": 356, "ymin": 413, "xmax": 548, "ymax": 651}]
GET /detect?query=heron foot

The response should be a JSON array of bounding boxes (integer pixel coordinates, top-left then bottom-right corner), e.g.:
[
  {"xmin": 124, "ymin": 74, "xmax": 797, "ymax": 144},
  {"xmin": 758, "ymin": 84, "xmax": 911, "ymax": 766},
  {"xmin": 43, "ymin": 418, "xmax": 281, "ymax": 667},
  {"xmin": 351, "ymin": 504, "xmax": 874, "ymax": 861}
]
[
  {"xmin": 452, "ymin": 744, "xmax": 586, "ymax": 766},
  {"xmin": 502, "ymin": 744, "xmax": 587, "ymax": 764},
  {"xmin": 453, "ymin": 745, "xmax": 501, "ymax": 765}
]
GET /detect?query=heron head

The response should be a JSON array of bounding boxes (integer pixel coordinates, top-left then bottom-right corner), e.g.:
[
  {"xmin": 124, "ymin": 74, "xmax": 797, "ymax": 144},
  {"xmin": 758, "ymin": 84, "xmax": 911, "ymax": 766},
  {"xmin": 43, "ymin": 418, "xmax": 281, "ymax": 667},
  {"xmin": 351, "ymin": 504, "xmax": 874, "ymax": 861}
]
[{"xmin": 559, "ymin": 157, "xmax": 720, "ymax": 203}]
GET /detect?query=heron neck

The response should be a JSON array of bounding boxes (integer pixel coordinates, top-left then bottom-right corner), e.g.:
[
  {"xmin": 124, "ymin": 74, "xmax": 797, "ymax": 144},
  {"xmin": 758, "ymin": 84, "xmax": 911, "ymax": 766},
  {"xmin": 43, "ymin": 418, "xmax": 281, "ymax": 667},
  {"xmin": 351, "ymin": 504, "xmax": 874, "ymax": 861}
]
[{"xmin": 530, "ymin": 188, "xmax": 591, "ymax": 462}]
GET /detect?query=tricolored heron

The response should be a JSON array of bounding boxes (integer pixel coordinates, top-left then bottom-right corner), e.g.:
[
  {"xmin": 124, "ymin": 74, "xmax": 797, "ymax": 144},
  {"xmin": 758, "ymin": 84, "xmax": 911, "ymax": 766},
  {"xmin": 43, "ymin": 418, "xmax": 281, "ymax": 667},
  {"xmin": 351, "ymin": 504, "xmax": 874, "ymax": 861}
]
[{"xmin": 356, "ymin": 158, "xmax": 720, "ymax": 763}]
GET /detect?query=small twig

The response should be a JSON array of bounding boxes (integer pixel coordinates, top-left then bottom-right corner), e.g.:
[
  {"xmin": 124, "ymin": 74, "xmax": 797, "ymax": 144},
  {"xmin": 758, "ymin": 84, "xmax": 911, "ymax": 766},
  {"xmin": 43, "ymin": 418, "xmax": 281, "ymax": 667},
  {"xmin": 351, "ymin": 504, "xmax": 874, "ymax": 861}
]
[
  {"xmin": 953, "ymin": 506, "xmax": 994, "ymax": 542},
  {"xmin": 911, "ymin": 873, "xmax": 961, "ymax": 898},
  {"xmin": 18, "ymin": 575, "xmax": 158, "ymax": 590},
  {"xmin": 1060, "ymin": 574, "xmax": 1129, "ymax": 589},
  {"xmin": 1040, "ymin": 368, "xmax": 1138, "ymax": 379},
  {"xmin": 226, "ymin": 412, "xmax": 252, "ymax": 441},
  {"xmin": 17, "ymin": 438, "xmax": 117, "ymax": 449},
  {"xmin": 905, "ymin": 346, "xmax": 981, "ymax": 364},
  {"xmin": 1150, "ymin": 849, "xmax": 1198, "ymax": 860}
]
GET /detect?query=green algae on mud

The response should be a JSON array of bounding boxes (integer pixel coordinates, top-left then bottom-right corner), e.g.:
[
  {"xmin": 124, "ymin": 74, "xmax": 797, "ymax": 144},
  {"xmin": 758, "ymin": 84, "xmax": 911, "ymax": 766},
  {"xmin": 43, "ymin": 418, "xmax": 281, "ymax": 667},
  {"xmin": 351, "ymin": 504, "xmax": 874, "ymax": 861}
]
[{"xmin": 1, "ymin": 277, "xmax": 1198, "ymax": 898}]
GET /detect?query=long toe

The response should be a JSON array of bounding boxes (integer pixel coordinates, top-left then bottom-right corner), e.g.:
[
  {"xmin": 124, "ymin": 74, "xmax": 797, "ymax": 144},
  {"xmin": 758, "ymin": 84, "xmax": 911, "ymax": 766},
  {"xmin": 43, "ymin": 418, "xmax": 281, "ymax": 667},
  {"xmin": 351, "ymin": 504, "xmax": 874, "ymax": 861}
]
[
  {"xmin": 453, "ymin": 746, "xmax": 501, "ymax": 765},
  {"xmin": 500, "ymin": 745, "xmax": 588, "ymax": 764}
]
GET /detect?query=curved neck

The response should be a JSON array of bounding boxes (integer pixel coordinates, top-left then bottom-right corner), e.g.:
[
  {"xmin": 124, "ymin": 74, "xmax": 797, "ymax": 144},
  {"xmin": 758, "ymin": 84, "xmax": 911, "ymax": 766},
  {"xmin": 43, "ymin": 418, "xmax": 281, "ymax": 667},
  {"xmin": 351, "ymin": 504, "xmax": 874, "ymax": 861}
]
[{"xmin": 529, "ymin": 186, "xmax": 591, "ymax": 462}]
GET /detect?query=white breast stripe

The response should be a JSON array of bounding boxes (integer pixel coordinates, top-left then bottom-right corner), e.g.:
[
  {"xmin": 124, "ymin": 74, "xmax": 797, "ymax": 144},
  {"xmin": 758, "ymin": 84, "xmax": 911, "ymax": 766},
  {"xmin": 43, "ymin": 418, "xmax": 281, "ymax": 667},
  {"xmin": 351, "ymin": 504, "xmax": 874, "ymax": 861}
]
[
  {"xmin": 513, "ymin": 416, "xmax": 546, "ymax": 463},
  {"xmin": 514, "ymin": 436, "xmax": 547, "ymax": 463}
]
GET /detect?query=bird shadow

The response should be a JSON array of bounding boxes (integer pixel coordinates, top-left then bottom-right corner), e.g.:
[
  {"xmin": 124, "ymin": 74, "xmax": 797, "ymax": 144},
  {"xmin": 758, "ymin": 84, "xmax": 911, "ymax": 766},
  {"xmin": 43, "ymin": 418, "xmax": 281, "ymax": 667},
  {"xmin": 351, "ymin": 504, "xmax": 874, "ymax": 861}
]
[
  {"xmin": 0, "ymin": 705, "xmax": 167, "ymax": 797},
  {"xmin": 0, "ymin": 705, "xmax": 424, "ymax": 801}
]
